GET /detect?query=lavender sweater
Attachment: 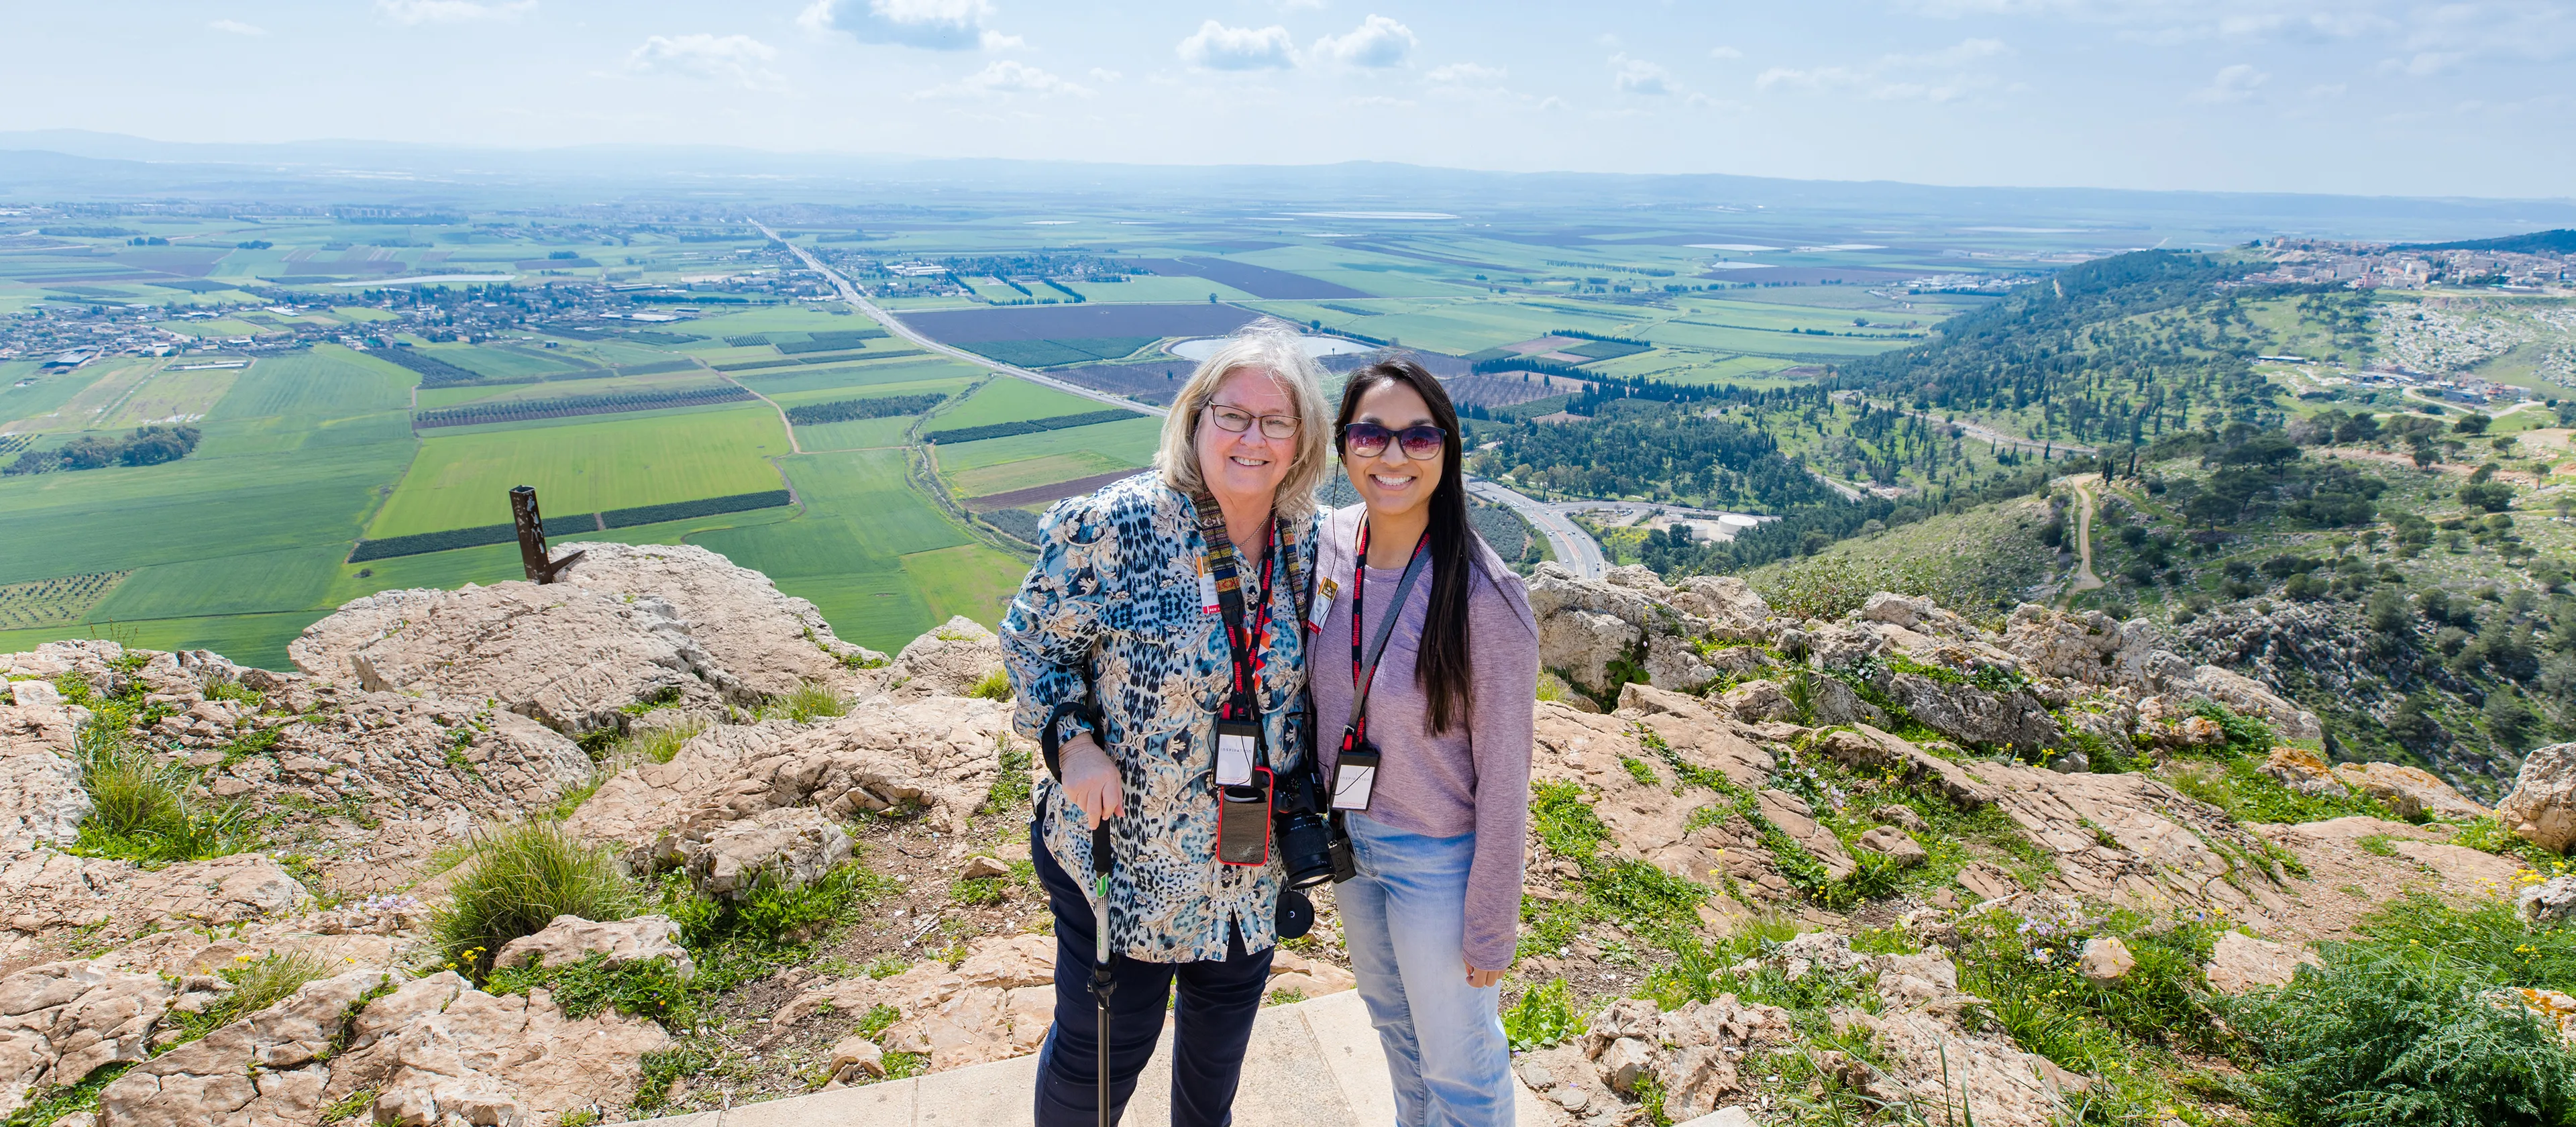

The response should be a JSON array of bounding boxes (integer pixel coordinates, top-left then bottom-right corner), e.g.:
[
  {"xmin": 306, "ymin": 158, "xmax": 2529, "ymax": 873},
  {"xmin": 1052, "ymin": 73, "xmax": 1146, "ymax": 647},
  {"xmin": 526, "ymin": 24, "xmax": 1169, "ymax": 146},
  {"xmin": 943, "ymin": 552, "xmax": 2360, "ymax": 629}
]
[{"xmin": 1308, "ymin": 504, "xmax": 1538, "ymax": 971}]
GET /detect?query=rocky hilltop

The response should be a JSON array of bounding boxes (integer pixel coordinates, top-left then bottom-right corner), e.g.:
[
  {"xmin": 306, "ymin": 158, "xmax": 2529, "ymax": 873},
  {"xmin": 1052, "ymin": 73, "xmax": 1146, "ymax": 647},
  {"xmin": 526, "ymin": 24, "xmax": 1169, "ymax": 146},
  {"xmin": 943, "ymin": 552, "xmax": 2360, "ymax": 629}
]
[{"xmin": 5, "ymin": 547, "xmax": 2573, "ymax": 1127}]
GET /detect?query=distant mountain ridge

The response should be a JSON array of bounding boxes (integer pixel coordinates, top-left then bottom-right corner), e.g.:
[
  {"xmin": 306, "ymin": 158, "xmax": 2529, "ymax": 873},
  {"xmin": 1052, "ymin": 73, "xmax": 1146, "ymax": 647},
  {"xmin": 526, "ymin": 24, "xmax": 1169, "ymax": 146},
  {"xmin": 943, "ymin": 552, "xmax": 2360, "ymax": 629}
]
[
  {"xmin": 2394, "ymin": 228, "xmax": 2576, "ymax": 254},
  {"xmin": 3, "ymin": 129, "xmax": 2575, "ymax": 241}
]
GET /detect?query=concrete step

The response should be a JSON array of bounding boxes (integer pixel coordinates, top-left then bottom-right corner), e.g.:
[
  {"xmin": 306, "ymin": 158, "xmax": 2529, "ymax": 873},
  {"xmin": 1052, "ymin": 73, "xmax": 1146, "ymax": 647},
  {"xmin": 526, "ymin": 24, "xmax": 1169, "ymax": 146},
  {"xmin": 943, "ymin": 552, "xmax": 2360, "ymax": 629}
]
[{"xmin": 633, "ymin": 989, "xmax": 1562, "ymax": 1126}]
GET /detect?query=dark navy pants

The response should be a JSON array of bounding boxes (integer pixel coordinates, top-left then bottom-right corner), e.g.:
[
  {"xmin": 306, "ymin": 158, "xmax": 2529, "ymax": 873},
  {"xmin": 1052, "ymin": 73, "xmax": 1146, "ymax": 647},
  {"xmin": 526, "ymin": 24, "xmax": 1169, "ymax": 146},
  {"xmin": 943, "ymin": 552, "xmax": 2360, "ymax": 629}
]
[{"xmin": 1030, "ymin": 817, "xmax": 1274, "ymax": 1127}]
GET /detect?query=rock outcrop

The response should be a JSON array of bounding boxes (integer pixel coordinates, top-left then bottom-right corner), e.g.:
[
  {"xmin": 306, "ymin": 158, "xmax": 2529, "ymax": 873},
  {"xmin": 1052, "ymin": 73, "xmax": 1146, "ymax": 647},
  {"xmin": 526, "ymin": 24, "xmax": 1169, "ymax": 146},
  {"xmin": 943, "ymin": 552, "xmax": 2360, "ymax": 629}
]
[
  {"xmin": 2501, "ymin": 742, "xmax": 2576, "ymax": 852},
  {"xmin": 568, "ymin": 696, "xmax": 1019, "ymax": 857}
]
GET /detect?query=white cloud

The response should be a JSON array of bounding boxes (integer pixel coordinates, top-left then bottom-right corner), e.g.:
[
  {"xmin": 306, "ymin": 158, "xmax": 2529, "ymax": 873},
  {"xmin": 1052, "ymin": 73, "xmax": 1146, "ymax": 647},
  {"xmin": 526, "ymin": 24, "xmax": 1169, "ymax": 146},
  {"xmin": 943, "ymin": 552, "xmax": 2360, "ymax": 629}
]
[
  {"xmin": 800, "ymin": 0, "xmax": 1000, "ymax": 51},
  {"xmin": 1611, "ymin": 54, "xmax": 1674, "ymax": 96},
  {"xmin": 2306, "ymin": 82, "xmax": 2348, "ymax": 98},
  {"xmin": 1755, "ymin": 38, "xmax": 2010, "ymax": 102},
  {"xmin": 1426, "ymin": 62, "xmax": 1505, "ymax": 85},
  {"xmin": 628, "ymin": 34, "xmax": 784, "ymax": 90},
  {"xmin": 1177, "ymin": 21, "xmax": 1297, "ymax": 70},
  {"xmin": 209, "ymin": 18, "xmax": 268, "ymax": 36},
  {"xmin": 2190, "ymin": 62, "xmax": 2269, "ymax": 102},
  {"xmin": 958, "ymin": 59, "xmax": 1097, "ymax": 97},
  {"xmin": 375, "ymin": 0, "xmax": 533, "ymax": 25},
  {"xmin": 1312, "ymin": 14, "xmax": 1415, "ymax": 68},
  {"xmin": 1089, "ymin": 67, "xmax": 1124, "ymax": 83},
  {"xmin": 1709, "ymin": 46, "xmax": 1743, "ymax": 60}
]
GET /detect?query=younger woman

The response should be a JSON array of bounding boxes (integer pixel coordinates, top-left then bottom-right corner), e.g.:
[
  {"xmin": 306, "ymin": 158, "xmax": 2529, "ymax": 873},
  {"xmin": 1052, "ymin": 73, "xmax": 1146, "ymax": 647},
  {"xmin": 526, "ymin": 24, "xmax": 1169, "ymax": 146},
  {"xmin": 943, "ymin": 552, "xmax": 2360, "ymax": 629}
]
[{"xmin": 1309, "ymin": 356, "xmax": 1538, "ymax": 1127}]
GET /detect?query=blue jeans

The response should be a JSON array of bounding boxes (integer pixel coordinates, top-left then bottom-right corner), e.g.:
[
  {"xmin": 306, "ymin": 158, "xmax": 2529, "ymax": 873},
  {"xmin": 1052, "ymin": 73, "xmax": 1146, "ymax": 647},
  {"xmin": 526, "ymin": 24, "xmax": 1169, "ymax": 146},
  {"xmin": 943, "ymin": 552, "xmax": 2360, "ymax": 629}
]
[
  {"xmin": 1338, "ymin": 811, "xmax": 1514, "ymax": 1127},
  {"xmin": 1029, "ymin": 817, "xmax": 1274, "ymax": 1127}
]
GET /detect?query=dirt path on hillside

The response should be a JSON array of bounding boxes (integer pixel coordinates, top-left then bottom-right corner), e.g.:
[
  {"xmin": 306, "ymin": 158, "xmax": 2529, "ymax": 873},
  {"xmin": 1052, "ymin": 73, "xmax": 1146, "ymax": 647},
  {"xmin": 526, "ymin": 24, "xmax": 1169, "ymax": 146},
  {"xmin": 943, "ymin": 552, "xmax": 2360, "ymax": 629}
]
[{"xmin": 2070, "ymin": 480, "xmax": 2104, "ymax": 598}]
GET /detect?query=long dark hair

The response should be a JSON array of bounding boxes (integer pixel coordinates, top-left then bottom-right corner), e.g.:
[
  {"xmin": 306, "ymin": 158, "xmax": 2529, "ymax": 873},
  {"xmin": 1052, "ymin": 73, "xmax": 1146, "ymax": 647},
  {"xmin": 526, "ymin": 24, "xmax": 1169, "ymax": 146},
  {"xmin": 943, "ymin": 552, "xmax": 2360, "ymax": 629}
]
[{"xmin": 1334, "ymin": 356, "xmax": 1477, "ymax": 735}]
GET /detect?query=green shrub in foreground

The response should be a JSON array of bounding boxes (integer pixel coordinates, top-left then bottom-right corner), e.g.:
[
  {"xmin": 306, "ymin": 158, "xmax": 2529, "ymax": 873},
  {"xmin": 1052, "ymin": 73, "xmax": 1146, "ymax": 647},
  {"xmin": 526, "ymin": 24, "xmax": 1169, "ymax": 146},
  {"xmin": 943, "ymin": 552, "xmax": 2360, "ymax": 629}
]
[
  {"xmin": 74, "ymin": 735, "xmax": 256, "ymax": 864},
  {"xmin": 433, "ymin": 821, "xmax": 635, "ymax": 975},
  {"xmin": 484, "ymin": 951, "xmax": 692, "ymax": 1024},
  {"xmin": 2231, "ymin": 947, "xmax": 2576, "ymax": 1127},
  {"xmin": 1502, "ymin": 977, "xmax": 1578, "ymax": 1051}
]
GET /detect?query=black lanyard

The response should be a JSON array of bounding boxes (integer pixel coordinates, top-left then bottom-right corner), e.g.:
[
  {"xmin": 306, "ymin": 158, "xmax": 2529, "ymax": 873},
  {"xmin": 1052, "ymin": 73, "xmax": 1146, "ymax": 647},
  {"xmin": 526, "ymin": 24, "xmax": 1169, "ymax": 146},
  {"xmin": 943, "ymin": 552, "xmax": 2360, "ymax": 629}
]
[
  {"xmin": 1346, "ymin": 523, "xmax": 1430, "ymax": 748},
  {"xmin": 1193, "ymin": 493, "xmax": 1278, "ymax": 722}
]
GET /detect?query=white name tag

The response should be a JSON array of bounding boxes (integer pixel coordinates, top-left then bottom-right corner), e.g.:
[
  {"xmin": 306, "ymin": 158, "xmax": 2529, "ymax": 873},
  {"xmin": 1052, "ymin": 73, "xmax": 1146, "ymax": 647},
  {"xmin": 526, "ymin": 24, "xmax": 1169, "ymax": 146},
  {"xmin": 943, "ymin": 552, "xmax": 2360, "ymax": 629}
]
[
  {"xmin": 1330, "ymin": 761, "xmax": 1378, "ymax": 810},
  {"xmin": 1198, "ymin": 569, "xmax": 1220, "ymax": 614},
  {"xmin": 1216, "ymin": 729, "xmax": 1257, "ymax": 786}
]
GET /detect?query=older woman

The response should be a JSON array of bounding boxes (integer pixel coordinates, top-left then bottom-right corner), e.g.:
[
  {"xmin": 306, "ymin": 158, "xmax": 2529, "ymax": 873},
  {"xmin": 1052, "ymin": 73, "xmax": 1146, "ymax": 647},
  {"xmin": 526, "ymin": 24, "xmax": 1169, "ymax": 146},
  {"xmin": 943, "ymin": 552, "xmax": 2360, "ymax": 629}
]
[{"xmin": 1000, "ymin": 323, "xmax": 1333, "ymax": 1127}]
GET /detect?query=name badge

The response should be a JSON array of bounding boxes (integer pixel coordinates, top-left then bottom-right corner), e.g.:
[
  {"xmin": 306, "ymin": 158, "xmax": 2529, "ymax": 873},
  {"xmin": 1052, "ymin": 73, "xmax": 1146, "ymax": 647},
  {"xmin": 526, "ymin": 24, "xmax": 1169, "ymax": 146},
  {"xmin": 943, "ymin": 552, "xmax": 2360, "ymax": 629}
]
[
  {"xmin": 1215, "ymin": 719, "xmax": 1259, "ymax": 786},
  {"xmin": 1309, "ymin": 578, "xmax": 1339, "ymax": 629},
  {"xmin": 1198, "ymin": 568, "xmax": 1221, "ymax": 614},
  {"xmin": 1330, "ymin": 746, "xmax": 1381, "ymax": 811}
]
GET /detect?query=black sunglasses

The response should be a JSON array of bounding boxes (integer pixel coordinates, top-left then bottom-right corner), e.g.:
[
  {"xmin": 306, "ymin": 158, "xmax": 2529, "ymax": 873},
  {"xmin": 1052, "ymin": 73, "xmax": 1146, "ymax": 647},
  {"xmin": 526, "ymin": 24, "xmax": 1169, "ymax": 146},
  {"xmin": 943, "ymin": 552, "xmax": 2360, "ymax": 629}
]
[{"xmin": 1338, "ymin": 421, "xmax": 1446, "ymax": 460}]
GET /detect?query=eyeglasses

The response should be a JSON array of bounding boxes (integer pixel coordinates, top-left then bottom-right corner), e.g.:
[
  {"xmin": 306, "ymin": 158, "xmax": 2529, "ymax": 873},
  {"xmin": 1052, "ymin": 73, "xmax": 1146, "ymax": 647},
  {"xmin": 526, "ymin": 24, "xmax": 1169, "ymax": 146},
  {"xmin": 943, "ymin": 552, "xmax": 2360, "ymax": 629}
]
[
  {"xmin": 1339, "ymin": 421, "xmax": 1446, "ymax": 461},
  {"xmin": 1205, "ymin": 404, "xmax": 1301, "ymax": 441}
]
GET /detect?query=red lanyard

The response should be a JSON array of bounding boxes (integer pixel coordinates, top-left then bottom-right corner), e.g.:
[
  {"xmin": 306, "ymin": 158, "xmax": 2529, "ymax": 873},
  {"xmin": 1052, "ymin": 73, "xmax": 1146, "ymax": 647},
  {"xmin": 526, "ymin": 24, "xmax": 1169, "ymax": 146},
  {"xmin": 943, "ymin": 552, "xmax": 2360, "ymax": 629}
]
[
  {"xmin": 1347, "ymin": 522, "xmax": 1428, "ymax": 746},
  {"xmin": 1222, "ymin": 524, "xmax": 1277, "ymax": 720}
]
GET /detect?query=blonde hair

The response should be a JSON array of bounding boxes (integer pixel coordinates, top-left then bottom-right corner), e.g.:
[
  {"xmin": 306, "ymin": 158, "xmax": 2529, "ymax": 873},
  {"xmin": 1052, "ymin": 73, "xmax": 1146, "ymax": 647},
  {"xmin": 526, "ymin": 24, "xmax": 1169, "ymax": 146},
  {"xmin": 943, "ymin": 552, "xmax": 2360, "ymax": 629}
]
[{"xmin": 1154, "ymin": 320, "xmax": 1332, "ymax": 518}]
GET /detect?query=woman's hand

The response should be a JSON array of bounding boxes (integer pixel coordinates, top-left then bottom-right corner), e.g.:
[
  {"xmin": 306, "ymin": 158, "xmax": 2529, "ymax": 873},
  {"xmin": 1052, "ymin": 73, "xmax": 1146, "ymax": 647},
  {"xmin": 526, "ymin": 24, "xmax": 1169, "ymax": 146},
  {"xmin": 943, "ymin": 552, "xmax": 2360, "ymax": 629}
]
[
  {"xmin": 1465, "ymin": 961, "xmax": 1506, "ymax": 989},
  {"xmin": 1059, "ymin": 733, "xmax": 1124, "ymax": 828}
]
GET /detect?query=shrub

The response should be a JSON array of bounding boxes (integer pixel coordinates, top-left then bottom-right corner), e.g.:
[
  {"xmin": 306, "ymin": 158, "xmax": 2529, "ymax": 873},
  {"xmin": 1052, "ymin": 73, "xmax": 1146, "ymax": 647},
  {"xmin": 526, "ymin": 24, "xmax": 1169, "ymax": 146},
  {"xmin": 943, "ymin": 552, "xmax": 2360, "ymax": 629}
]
[
  {"xmin": 483, "ymin": 951, "xmax": 692, "ymax": 1024},
  {"xmin": 765, "ymin": 682, "xmax": 847, "ymax": 724},
  {"xmin": 967, "ymin": 669, "xmax": 1012, "ymax": 701},
  {"xmin": 73, "ymin": 733, "xmax": 256, "ymax": 864},
  {"xmin": 2232, "ymin": 947, "xmax": 2576, "ymax": 1126},
  {"xmin": 160, "ymin": 951, "xmax": 335, "ymax": 1047},
  {"xmin": 1502, "ymin": 977, "xmax": 1578, "ymax": 1051},
  {"xmin": 433, "ymin": 821, "xmax": 636, "ymax": 975}
]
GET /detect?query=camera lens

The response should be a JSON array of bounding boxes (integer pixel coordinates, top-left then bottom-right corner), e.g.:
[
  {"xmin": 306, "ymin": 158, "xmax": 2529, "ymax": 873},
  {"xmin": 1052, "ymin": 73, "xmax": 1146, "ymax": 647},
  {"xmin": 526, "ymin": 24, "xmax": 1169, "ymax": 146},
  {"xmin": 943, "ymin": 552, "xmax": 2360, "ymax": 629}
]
[{"xmin": 1275, "ymin": 888, "xmax": 1315, "ymax": 939}]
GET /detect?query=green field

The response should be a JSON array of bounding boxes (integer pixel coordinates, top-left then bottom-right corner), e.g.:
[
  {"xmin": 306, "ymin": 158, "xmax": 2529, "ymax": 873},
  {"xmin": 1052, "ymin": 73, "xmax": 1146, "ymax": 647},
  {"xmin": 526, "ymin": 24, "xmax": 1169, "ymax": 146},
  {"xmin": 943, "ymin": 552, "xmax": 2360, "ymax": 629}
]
[
  {"xmin": 950, "ymin": 450, "xmax": 1142, "ymax": 497},
  {"xmin": 932, "ymin": 377, "xmax": 1111, "ymax": 429},
  {"xmin": 689, "ymin": 448, "xmax": 1027, "ymax": 649},
  {"xmin": 932, "ymin": 415, "xmax": 1165, "ymax": 473},
  {"xmin": 368, "ymin": 405, "xmax": 788, "ymax": 537}
]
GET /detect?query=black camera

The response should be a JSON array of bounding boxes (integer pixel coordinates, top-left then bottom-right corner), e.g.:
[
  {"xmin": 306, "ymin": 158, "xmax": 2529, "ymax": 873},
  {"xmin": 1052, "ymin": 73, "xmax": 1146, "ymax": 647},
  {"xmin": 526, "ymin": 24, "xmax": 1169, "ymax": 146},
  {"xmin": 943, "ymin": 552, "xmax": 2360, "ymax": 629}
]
[{"xmin": 1273, "ymin": 759, "xmax": 1352, "ymax": 895}]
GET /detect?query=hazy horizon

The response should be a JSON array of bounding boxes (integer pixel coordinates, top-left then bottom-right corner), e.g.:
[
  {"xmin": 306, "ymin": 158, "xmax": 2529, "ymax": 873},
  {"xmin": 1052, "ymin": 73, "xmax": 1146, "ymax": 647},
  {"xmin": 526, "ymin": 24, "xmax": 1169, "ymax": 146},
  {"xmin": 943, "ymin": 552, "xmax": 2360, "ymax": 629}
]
[{"xmin": 7, "ymin": 1, "xmax": 2571, "ymax": 200}]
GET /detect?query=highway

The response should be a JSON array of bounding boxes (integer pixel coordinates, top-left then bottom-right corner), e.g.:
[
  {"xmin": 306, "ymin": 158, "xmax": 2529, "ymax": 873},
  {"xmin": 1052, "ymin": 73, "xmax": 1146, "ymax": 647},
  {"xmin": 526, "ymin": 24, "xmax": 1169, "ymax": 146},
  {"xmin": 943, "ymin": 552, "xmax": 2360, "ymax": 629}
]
[
  {"xmin": 1468, "ymin": 478, "xmax": 1608, "ymax": 579},
  {"xmin": 753, "ymin": 221, "xmax": 1169, "ymax": 419},
  {"xmin": 757, "ymin": 220, "xmax": 1613, "ymax": 580}
]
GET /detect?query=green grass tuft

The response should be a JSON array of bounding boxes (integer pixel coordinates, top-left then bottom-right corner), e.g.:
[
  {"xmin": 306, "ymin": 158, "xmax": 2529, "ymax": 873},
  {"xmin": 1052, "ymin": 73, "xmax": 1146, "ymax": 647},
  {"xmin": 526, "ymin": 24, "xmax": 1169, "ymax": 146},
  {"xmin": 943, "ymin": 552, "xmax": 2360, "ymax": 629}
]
[{"xmin": 432, "ymin": 820, "xmax": 637, "ymax": 975}]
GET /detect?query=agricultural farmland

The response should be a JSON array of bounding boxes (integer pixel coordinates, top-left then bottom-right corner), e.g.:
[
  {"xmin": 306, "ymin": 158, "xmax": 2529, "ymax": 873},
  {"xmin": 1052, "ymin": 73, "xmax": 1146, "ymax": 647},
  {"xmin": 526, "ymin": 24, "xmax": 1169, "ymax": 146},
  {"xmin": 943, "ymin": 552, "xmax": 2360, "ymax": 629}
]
[{"xmin": 0, "ymin": 189, "xmax": 2055, "ymax": 665}]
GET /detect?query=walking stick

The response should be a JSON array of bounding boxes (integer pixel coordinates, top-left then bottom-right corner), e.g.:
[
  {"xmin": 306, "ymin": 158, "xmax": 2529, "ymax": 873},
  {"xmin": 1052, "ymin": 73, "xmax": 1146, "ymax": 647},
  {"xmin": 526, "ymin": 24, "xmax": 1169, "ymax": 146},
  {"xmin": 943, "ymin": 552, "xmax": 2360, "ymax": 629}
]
[{"xmin": 1089, "ymin": 820, "xmax": 1116, "ymax": 1127}]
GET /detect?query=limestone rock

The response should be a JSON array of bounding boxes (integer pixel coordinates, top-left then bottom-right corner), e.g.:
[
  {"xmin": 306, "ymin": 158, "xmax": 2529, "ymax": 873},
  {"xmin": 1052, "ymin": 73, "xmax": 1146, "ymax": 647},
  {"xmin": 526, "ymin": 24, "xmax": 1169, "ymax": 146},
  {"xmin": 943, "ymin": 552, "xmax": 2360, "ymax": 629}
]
[
  {"xmin": 961, "ymin": 855, "xmax": 1012, "ymax": 880},
  {"xmin": 2202, "ymin": 931, "xmax": 2320, "ymax": 995},
  {"xmin": 568, "ymin": 695, "xmax": 1019, "ymax": 853},
  {"xmin": 2260, "ymin": 747, "xmax": 2347, "ymax": 798},
  {"xmin": 490, "ymin": 914, "xmax": 696, "ymax": 979},
  {"xmin": 3, "ymin": 853, "xmax": 310, "ymax": 955},
  {"xmin": 0, "ymin": 745, "xmax": 87, "ymax": 851},
  {"xmin": 2522, "ymin": 875, "xmax": 2576, "ymax": 925},
  {"xmin": 826, "ymin": 1033, "xmax": 884, "ymax": 1083},
  {"xmin": 679, "ymin": 807, "xmax": 854, "ymax": 902},
  {"xmin": 1855, "ymin": 826, "xmax": 1927, "ymax": 869},
  {"xmin": 330, "ymin": 970, "xmax": 666, "ymax": 1127},
  {"xmin": 771, "ymin": 934, "xmax": 1059, "ymax": 1073},
  {"xmin": 1758, "ymin": 790, "xmax": 1855, "ymax": 881},
  {"xmin": 6, "ymin": 680, "xmax": 62, "ymax": 708},
  {"xmin": 290, "ymin": 579, "xmax": 741, "ymax": 737},
  {"xmin": 887, "ymin": 616, "xmax": 1005, "ymax": 699},
  {"xmin": 557, "ymin": 541, "xmax": 888, "ymax": 697},
  {"xmin": 1267, "ymin": 950, "xmax": 1356, "ymax": 1000},
  {"xmin": 1666, "ymin": 576, "xmax": 1772, "ymax": 637},
  {"xmin": 1713, "ymin": 679, "xmax": 1792, "ymax": 724},
  {"xmin": 2500, "ymin": 743, "xmax": 2576, "ymax": 851},
  {"xmin": 2078, "ymin": 937, "xmax": 2136, "ymax": 982},
  {"xmin": 2330, "ymin": 761, "xmax": 2489, "ymax": 821},
  {"xmin": 0, "ymin": 961, "xmax": 174, "ymax": 1118}
]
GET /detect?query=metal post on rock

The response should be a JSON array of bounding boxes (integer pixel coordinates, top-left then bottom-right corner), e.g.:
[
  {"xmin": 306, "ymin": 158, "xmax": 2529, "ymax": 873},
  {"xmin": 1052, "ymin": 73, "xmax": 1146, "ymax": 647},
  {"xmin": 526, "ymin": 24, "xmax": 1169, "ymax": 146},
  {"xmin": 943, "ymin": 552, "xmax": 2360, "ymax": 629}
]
[{"xmin": 509, "ymin": 485, "xmax": 584, "ymax": 584}]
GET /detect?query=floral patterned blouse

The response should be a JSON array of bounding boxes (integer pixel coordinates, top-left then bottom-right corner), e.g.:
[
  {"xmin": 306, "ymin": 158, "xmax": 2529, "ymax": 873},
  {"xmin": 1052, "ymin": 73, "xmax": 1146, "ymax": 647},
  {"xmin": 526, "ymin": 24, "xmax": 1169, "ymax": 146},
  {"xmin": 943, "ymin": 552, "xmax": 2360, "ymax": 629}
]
[{"xmin": 1000, "ymin": 471, "xmax": 1318, "ymax": 963}]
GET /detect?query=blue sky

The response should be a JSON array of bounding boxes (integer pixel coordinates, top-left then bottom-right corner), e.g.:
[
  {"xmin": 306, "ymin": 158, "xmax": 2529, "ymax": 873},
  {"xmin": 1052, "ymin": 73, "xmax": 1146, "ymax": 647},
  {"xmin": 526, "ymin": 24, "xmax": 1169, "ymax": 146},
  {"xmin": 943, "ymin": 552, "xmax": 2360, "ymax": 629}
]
[{"xmin": 11, "ymin": 1, "xmax": 2573, "ymax": 197}]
